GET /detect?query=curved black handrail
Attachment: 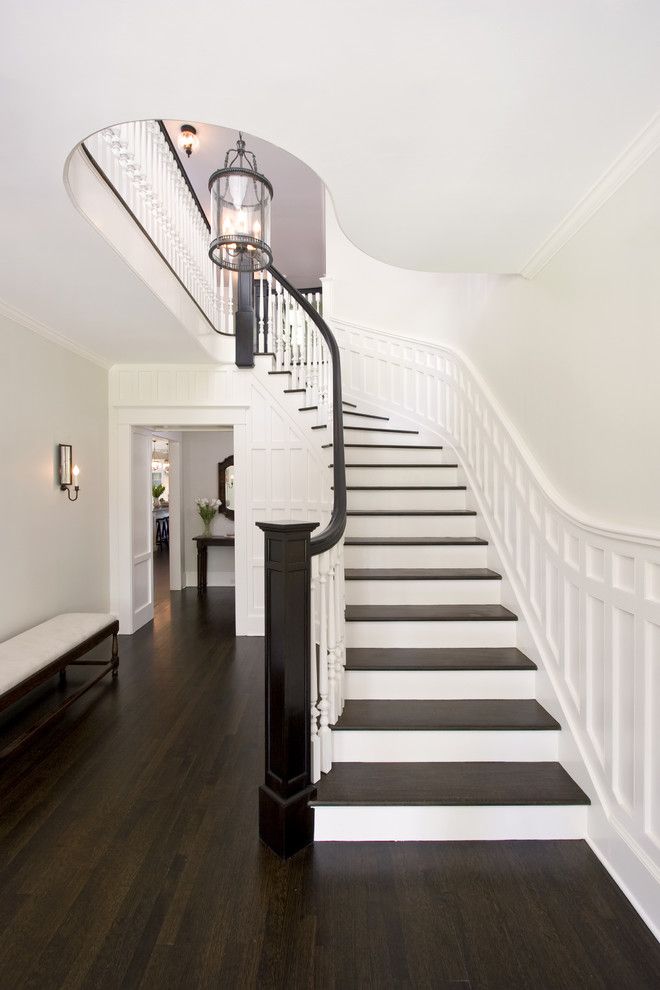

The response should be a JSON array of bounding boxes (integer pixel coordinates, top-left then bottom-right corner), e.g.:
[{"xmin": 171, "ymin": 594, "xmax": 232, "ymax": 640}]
[{"xmin": 267, "ymin": 264, "xmax": 346, "ymax": 556}]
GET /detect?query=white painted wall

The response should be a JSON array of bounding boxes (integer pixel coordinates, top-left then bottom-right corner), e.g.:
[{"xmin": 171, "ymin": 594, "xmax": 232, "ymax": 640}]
[
  {"xmin": 182, "ymin": 431, "xmax": 235, "ymax": 588},
  {"xmin": 0, "ymin": 314, "xmax": 109, "ymax": 641},
  {"xmin": 325, "ymin": 140, "xmax": 660, "ymax": 535}
]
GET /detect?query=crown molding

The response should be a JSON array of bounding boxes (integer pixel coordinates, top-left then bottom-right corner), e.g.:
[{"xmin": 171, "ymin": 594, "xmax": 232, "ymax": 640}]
[
  {"xmin": 0, "ymin": 298, "xmax": 110, "ymax": 370},
  {"xmin": 521, "ymin": 112, "xmax": 660, "ymax": 279}
]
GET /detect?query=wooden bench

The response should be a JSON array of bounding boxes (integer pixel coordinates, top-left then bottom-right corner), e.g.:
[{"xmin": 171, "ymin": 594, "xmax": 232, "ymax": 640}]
[{"xmin": 0, "ymin": 613, "xmax": 119, "ymax": 760}]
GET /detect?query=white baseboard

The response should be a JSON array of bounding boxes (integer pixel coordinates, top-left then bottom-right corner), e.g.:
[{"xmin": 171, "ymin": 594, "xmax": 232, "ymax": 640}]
[{"xmin": 587, "ymin": 807, "xmax": 660, "ymax": 941}]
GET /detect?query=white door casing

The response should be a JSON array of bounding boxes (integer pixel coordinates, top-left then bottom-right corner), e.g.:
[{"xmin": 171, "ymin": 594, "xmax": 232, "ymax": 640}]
[{"xmin": 130, "ymin": 427, "xmax": 155, "ymax": 632}]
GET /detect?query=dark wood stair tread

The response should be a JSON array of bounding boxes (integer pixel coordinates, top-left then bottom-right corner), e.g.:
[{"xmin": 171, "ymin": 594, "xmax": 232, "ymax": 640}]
[
  {"xmin": 346, "ymin": 509, "xmax": 476, "ymax": 517},
  {"xmin": 268, "ymin": 370, "xmax": 291, "ymax": 375},
  {"xmin": 334, "ymin": 699, "xmax": 559, "ymax": 731},
  {"xmin": 345, "ymin": 485, "xmax": 466, "ymax": 491},
  {"xmin": 344, "ymin": 567, "xmax": 501, "ymax": 581},
  {"xmin": 283, "ymin": 388, "xmax": 307, "ymax": 394},
  {"xmin": 345, "ymin": 647, "xmax": 536, "ymax": 671},
  {"xmin": 344, "ymin": 536, "xmax": 486, "ymax": 546},
  {"xmin": 311, "ymin": 762, "xmax": 590, "ymax": 807},
  {"xmin": 345, "ymin": 604, "xmax": 517, "ymax": 622},
  {"xmin": 340, "ymin": 444, "xmax": 444, "ymax": 450},
  {"xmin": 342, "ymin": 400, "xmax": 357, "ymax": 408},
  {"xmin": 340, "ymin": 462, "xmax": 457, "ymax": 468}
]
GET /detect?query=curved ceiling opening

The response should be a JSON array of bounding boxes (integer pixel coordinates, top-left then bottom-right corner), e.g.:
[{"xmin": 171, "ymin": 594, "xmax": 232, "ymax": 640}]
[{"xmin": 163, "ymin": 120, "xmax": 325, "ymax": 289}]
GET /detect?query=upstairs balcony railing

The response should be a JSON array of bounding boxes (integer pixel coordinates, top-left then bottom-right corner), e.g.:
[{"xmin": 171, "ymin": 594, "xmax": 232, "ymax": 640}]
[{"xmin": 83, "ymin": 122, "xmax": 324, "ymax": 349}]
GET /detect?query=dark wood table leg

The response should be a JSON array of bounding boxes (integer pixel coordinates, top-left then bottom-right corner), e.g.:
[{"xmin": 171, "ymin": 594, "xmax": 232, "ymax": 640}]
[{"xmin": 197, "ymin": 544, "xmax": 208, "ymax": 594}]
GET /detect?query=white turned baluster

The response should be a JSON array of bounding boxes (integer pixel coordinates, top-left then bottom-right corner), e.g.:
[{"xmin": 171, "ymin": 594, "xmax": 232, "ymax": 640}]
[
  {"xmin": 326, "ymin": 547, "xmax": 338, "ymax": 725},
  {"xmin": 282, "ymin": 291, "xmax": 290, "ymax": 373},
  {"xmin": 335, "ymin": 539, "xmax": 346, "ymax": 714},
  {"xmin": 310, "ymin": 556, "xmax": 321, "ymax": 784},
  {"xmin": 317, "ymin": 552, "xmax": 331, "ymax": 772},
  {"xmin": 266, "ymin": 271, "xmax": 273, "ymax": 355},
  {"xmin": 257, "ymin": 275, "xmax": 265, "ymax": 353},
  {"xmin": 228, "ymin": 270, "xmax": 234, "ymax": 333},
  {"xmin": 276, "ymin": 282, "xmax": 284, "ymax": 369}
]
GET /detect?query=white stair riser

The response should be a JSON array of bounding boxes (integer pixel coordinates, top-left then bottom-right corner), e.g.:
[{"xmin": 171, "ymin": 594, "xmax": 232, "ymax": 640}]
[
  {"xmin": 347, "ymin": 489, "xmax": 466, "ymax": 510},
  {"xmin": 344, "ymin": 668, "xmax": 536, "ymax": 700},
  {"xmin": 345, "ymin": 578, "xmax": 501, "ymax": 606},
  {"xmin": 344, "ymin": 428, "xmax": 421, "ymax": 443},
  {"xmin": 344, "ymin": 544, "xmax": 487, "ymax": 568},
  {"xmin": 313, "ymin": 805, "xmax": 587, "ymax": 841},
  {"xmin": 344, "ymin": 447, "xmax": 445, "ymax": 464},
  {"xmin": 346, "ymin": 514, "xmax": 476, "ymax": 538},
  {"xmin": 345, "ymin": 620, "xmax": 516, "ymax": 649},
  {"xmin": 332, "ymin": 729, "xmax": 558, "ymax": 763},
  {"xmin": 347, "ymin": 466, "xmax": 458, "ymax": 485},
  {"xmin": 343, "ymin": 413, "xmax": 391, "ymax": 425}
]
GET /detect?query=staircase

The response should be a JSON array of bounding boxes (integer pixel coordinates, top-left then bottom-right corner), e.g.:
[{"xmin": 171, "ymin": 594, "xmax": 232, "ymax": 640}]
[{"xmin": 297, "ymin": 396, "xmax": 590, "ymax": 841}]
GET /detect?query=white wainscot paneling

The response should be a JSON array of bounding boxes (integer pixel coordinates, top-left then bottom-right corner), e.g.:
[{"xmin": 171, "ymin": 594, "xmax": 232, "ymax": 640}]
[{"xmin": 331, "ymin": 316, "xmax": 660, "ymax": 937}]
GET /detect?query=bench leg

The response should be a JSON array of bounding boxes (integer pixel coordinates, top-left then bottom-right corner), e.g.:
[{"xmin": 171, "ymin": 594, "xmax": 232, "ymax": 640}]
[{"xmin": 111, "ymin": 631, "xmax": 119, "ymax": 679}]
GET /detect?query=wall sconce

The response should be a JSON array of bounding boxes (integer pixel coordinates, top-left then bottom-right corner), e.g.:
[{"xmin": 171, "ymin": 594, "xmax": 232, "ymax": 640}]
[
  {"xmin": 59, "ymin": 443, "xmax": 80, "ymax": 502},
  {"xmin": 178, "ymin": 124, "xmax": 199, "ymax": 158}
]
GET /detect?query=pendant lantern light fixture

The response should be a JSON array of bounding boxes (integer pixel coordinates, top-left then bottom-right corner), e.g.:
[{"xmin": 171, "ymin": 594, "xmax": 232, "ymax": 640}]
[{"xmin": 208, "ymin": 132, "xmax": 273, "ymax": 273}]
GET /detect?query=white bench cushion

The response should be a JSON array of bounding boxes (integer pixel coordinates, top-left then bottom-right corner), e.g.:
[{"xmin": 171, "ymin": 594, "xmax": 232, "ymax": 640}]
[{"xmin": 0, "ymin": 613, "xmax": 116, "ymax": 696}]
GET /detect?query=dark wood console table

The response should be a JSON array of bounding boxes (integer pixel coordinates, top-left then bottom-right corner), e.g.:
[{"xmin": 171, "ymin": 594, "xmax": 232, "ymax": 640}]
[{"xmin": 193, "ymin": 536, "xmax": 235, "ymax": 592}]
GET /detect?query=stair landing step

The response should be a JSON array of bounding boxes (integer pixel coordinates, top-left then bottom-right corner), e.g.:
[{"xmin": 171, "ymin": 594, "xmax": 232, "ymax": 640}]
[
  {"xmin": 344, "ymin": 568, "xmax": 501, "ymax": 581},
  {"xmin": 345, "ymin": 604, "xmax": 517, "ymax": 622},
  {"xmin": 345, "ymin": 647, "xmax": 536, "ymax": 671},
  {"xmin": 334, "ymin": 699, "xmax": 559, "ymax": 731},
  {"xmin": 311, "ymin": 762, "xmax": 590, "ymax": 807}
]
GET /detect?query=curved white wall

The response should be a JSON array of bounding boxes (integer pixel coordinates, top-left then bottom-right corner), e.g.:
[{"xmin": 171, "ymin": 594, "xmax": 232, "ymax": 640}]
[{"xmin": 325, "ymin": 142, "xmax": 660, "ymax": 535}]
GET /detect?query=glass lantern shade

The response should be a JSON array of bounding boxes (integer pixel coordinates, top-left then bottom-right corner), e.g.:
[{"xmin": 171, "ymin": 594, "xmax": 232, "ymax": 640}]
[{"xmin": 208, "ymin": 164, "xmax": 273, "ymax": 273}]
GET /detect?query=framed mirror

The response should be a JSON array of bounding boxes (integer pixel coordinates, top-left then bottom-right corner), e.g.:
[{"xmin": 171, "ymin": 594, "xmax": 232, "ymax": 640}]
[{"xmin": 218, "ymin": 455, "xmax": 235, "ymax": 521}]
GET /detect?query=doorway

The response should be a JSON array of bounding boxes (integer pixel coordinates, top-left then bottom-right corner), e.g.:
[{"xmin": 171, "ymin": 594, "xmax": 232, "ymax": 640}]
[{"xmin": 129, "ymin": 425, "xmax": 236, "ymax": 626}]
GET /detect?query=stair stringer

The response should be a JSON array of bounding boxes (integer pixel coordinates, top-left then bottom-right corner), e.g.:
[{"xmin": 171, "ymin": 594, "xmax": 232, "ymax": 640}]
[{"xmin": 332, "ymin": 316, "xmax": 660, "ymax": 939}]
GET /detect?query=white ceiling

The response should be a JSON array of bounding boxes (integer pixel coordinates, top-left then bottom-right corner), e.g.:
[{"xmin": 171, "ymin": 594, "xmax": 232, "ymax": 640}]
[
  {"xmin": 2, "ymin": 1, "xmax": 660, "ymax": 363},
  {"xmin": 163, "ymin": 121, "xmax": 324, "ymax": 288}
]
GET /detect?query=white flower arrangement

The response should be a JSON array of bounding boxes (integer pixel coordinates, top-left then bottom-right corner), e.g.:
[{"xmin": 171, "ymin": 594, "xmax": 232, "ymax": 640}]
[{"xmin": 196, "ymin": 497, "xmax": 222, "ymax": 532}]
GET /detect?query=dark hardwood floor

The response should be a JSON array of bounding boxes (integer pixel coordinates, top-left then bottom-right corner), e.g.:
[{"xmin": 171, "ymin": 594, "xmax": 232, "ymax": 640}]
[{"xmin": 0, "ymin": 589, "xmax": 657, "ymax": 989}]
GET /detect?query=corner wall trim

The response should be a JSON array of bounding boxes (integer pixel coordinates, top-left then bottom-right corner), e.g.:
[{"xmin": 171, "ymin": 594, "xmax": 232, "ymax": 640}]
[
  {"xmin": 521, "ymin": 111, "xmax": 660, "ymax": 279},
  {"xmin": 0, "ymin": 297, "xmax": 110, "ymax": 370}
]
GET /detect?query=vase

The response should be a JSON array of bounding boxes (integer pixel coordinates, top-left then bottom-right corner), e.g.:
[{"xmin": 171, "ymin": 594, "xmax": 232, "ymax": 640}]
[{"xmin": 202, "ymin": 518, "xmax": 212, "ymax": 538}]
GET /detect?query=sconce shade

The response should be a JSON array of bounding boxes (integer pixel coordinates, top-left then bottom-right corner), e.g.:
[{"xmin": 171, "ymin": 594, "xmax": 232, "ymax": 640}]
[
  {"xmin": 208, "ymin": 134, "xmax": 272, "ymax": 273},
  {"xmin": 59, "ymin": 444, "xmax": 73, "ymax": 487}
]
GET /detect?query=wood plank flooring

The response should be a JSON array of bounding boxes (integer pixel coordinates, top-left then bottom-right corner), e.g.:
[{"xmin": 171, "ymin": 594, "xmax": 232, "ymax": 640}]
[{"xmin": 0, "ymin": 588, "xmax": 657, "ymax": 988}]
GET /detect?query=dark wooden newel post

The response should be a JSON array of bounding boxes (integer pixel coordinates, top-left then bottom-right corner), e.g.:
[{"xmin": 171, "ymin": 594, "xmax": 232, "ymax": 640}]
[
  {"xmin": 256, "ymin": 520, "xmax": 318, "ymax": 858},
  {"xmin": 235, "ymin": 268, "xmax": 255, "ymax": 367}
]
